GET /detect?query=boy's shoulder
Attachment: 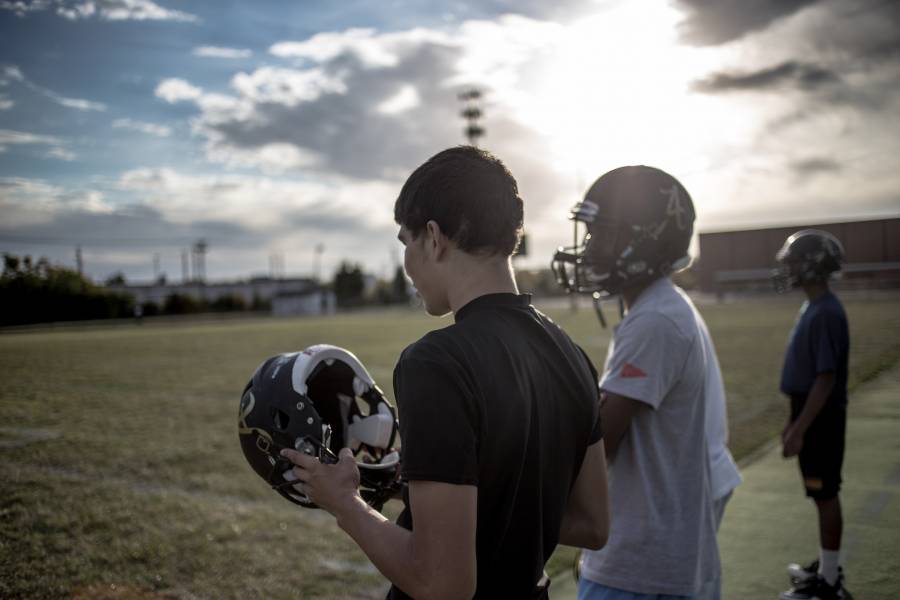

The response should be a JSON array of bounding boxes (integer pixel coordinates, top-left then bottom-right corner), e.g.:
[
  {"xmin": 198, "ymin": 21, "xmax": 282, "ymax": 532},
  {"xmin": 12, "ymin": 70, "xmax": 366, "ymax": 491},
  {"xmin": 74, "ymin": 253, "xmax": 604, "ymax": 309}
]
[{"xmin": 621, "ymin": 282, "xmax": 696, "ymax": 342}]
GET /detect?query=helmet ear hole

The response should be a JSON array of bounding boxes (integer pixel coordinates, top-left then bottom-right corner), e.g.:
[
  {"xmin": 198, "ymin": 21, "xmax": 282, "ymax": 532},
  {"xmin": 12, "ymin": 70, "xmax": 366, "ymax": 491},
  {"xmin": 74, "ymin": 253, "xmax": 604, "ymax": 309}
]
[{"xmin": 271, "ymin": 407, "xmax": 290, "ymax": 431}]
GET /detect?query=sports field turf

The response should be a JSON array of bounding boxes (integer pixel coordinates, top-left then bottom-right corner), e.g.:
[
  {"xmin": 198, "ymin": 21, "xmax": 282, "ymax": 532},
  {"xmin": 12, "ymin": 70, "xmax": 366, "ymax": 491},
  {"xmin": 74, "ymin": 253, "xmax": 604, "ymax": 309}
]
[{"xmin": 1, "ymin": 293, "xmax": 899, "ymax": 599}]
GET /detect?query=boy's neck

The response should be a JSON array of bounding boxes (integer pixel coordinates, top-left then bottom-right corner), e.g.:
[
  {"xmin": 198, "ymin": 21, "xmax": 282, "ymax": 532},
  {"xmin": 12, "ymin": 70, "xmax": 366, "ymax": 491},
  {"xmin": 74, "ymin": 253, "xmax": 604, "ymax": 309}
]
[
  {"xmin": 447, "ymin": 255, "xmax": 519, "ymax": 314},
  {"xmin": 621, "ymin": 276, "xmax": 663, "ymax": 311},
  {"xmin": 802, "ymin": 280, "xmax": 830, "ymax": 302}
]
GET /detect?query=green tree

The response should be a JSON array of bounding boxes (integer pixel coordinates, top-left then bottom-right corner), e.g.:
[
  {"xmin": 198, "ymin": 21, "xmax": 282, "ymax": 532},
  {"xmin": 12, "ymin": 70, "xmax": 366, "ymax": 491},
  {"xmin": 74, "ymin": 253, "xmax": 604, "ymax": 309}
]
[
  {"xmin": 0, "ymin": 253, "xmax": 134, "ymax": 326},
  {"xmin": 332, "ymin": 262, "xmax": 365, "ymax": 307},
  {"xmin": 391, "ymin": 265, "xmax": 409, "ymax": 302},
  {"xmin": 105, "ymin": 272, "xmax": 127, "ymax": 286}
]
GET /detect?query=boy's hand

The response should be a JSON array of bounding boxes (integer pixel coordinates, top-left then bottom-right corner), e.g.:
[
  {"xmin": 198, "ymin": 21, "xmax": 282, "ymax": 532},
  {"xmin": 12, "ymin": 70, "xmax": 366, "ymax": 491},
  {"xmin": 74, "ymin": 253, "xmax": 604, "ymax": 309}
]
[
  {"xmin": 782, "ymin": 424, "xmax": 804, "ymax": 458},
  {"xmin": 280, "ymin": 447, "xmax": 362, "ymax": 515}
]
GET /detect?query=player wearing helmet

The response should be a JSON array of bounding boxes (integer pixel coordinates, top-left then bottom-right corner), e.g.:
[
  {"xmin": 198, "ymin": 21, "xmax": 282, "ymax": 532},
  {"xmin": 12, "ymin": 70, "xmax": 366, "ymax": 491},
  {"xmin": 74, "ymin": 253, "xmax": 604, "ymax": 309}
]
[
  {"xmin": 774, "ymin": 230, "xmax": 851, "ymax": 600},
  {"xmin": 553, "ymin": 165, "xmax": 740, "ymax": 599},
  {"xmin": 282, "ymin": 146, "xmax": 610, "ymax": 600}
]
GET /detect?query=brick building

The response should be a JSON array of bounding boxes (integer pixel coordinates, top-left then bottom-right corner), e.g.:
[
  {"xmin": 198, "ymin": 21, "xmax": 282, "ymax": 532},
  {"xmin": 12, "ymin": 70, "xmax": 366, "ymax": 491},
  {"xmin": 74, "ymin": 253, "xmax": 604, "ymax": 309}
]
[{"xmin": 697, "ymin": 217, "xmax": 900, "ymax": 293}]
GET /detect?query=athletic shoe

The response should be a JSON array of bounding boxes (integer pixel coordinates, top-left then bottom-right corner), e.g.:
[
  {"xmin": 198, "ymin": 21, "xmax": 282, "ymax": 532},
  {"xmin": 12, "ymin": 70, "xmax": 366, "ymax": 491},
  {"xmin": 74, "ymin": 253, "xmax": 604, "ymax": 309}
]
[
  {"xmin": 787, "ymin": 559, "xmax": 819, "ymax": 584},
  {"xmin": 787, "ymin": 560, "xmax": 844, "ymax": 585},
  {"xmin": 780, "ymin": 574, "xmax": 852, "ymax": 600}
]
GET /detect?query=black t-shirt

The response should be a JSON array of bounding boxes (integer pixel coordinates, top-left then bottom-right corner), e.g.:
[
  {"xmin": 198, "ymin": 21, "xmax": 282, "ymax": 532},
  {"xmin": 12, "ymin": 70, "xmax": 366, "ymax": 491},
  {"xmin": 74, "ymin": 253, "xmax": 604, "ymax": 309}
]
[{"xmin": 388, "ymin": 293, "xmax": 602, "ymax": 600}]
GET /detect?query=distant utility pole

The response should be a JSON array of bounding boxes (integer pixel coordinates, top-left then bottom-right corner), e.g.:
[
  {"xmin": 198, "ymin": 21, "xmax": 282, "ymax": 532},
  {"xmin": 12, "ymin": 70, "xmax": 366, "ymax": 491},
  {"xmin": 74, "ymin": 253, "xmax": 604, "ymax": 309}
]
[
  {"xmin": 192, "ymin": 239, "xmax": 207, "ymax": 283},
  {"xmin": 269, "ymin": 252, "xmax": 285, "ymax": 279},
  {"xmin": 458, "ymin": 88, "xmax": 485, "ymax": 147},
  {"xmin": 182, "ymin": 249, "xmax": 190, "ymax": 283},
  {"xmin": 313, "ymin": 243, "xmax": 324, "ymax": 282},
  {"xmin": 75, "ymin": 246, "xmax": 83, "ymax": 275},
  {"xmin": 153, "ymin": 253, "xmax": 160, "ymax": 280}
]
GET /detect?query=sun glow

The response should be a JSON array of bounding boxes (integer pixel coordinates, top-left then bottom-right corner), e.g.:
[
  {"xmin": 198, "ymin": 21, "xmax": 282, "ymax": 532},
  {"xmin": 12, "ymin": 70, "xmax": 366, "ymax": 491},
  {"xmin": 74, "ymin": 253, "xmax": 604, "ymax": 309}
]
[{"xmin": 515, "ymin": 2, "xmax": 748, "ymax": 190}]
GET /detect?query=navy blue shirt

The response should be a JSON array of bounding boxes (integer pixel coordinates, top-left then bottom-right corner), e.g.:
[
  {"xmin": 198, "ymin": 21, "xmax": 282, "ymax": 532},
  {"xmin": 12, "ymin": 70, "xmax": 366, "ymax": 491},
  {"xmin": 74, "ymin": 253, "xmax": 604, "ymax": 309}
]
[{"xmin": 780, "ymin": 291, "xmax": 849, "ymax": 408}]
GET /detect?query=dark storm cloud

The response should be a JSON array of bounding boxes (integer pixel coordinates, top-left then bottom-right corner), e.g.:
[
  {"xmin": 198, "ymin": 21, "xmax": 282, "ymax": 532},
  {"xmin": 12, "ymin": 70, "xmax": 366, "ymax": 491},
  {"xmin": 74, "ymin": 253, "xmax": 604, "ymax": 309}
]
[
  {"xmin": 0, "ymin": 204, "xmax": 250, "ymax": 249},
  {"xmin": 673, "ymin": 0, "xmax": 821, "ymax": 46},
  {"xmin": 789, "ymin": 157, "xmax": 842, "ymax": 177},
  {"xmin": 691, "ymin": 60, "xmax": 840, "ymax": 93},
  {"xmin": 190, "ymin": 25, "xmax": 563, "ymax": 208},
  {"xmin": 198, "ymin": 43, "xmax": 461, "ymax": 181}
]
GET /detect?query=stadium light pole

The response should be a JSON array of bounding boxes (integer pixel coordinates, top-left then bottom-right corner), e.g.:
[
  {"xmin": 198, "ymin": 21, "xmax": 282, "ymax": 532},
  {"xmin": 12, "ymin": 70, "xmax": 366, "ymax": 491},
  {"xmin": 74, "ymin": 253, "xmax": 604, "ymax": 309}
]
[
  {"xmin": 313, "ymin": 243, "xmax": 324, "ymax": 282},
  {"xmin": 458, "ymin": 88, "xmax": 485, "ymax": 147}
]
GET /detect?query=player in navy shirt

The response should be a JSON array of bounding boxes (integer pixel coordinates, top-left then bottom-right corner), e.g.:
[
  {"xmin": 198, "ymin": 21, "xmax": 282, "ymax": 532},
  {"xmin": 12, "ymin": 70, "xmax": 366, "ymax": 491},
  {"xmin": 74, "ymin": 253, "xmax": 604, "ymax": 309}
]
[{"xmin": 773, "ymin": 230, "xmax": 851, "ymax": 600}]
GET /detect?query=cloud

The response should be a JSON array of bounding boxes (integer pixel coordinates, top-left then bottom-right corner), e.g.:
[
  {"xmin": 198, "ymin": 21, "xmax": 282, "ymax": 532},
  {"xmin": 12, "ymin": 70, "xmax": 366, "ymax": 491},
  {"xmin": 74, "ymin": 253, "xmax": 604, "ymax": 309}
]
[
  {"xmin": 2, "ymin": 64, "xmax": 106, "ymax": 111},
  {"xmin": 0, "ymin": 128, "xmax": 74, "ymax": 160},
  {"xmin": 155, "ymin": 78, "xmax": 203, "ymax": 103},
  {"xmin": 270, "ymin": 28, "xmax": 407, "ymax": 68},
  {"xmin": 0, "ymin": 170, "xmax": 405, "ymax": 280},
  {"xmin": 192, "ymin": 46, "xmax": 253, "ymax": 59},
  {"xmin": 673, "ymin": 0, "xmax": 821, "ymax": 46},
  {"xmin": 0, "ymin": 0, "xmax": 53, "ymax": 17},
  {"xmin": 2, "ymin": 0, "xmax": 199, "ymax": 22},
  {"xmin": 376, "ymin": 84, "xmax": 420, "ymax": 115},
  {"xmin": 45, "ymin": 146, "xmax": 76, "ymax": 161},
  {"xmin": 0, "ymin": 129, "xmax": 61, "ymax": 146},
  {"xmin": 112, "ymin": 118, "xmax": 171, "ymax": 137},
  {"xmin": 230, "ymin": 66, "xmax": 348, "ymax": 105},
  {"xmin": 692, "ymin": 60, "xmax": 840, "ymax": 93},
  {"xmin": 789, "ymin": 157, "xmax": 842, "ymax": 177},
  {"xmin": 156, "ymin": 17, "xmax": 565, "ymax": 188}
]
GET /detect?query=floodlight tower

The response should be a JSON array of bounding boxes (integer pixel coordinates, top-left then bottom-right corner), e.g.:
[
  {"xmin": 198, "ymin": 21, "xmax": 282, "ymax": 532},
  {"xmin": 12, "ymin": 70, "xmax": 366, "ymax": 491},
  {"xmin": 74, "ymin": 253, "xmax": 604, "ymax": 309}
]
[
  {"xmin": 458, "ymin": 88, "xmax": 485, "ymax": 147},
  {"xmin": 313, "ymin": 243, "xmax": 325, "ymax": 282},
  {"xmin": 192, "ymin": 239, "xmax": 207, "ymax": 283}
]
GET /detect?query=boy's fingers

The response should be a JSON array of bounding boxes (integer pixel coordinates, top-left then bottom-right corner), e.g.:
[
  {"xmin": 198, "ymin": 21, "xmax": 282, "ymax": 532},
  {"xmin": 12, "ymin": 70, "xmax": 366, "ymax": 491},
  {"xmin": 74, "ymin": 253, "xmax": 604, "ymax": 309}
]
[{"xmin": 280, "ymin": 448, "xmax": 318, "ymax": 468}]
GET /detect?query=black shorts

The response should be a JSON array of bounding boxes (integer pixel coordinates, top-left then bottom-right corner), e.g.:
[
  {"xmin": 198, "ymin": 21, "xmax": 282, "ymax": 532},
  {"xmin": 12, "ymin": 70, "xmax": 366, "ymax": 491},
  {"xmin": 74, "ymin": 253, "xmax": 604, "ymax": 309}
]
[{"xmin": 791, "ymin": 396, "xmax": 846, "ymax": 500}]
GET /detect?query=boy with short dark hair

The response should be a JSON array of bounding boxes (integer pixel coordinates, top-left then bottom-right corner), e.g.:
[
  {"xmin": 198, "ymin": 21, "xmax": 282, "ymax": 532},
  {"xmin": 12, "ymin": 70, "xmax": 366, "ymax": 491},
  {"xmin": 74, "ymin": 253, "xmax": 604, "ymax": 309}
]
[{"xmin": 283, "ymin": 146, "xmax": 610, "ymax": 599}]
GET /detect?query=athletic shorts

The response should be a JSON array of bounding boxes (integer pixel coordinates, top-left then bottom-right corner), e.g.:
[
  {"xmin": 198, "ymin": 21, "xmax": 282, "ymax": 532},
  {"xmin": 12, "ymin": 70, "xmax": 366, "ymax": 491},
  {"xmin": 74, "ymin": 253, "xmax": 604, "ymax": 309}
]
[{"xmin": 791, "ymin": 395, "xmax": 846, "ymax": 500}]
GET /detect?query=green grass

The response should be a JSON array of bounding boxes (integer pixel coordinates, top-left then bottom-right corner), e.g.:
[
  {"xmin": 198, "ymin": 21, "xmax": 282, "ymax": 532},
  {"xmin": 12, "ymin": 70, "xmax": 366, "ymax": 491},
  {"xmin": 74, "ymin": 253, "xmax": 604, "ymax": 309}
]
[{"xmin": 1, "ymin": 295, "xmax": 899, "ymax": 599}]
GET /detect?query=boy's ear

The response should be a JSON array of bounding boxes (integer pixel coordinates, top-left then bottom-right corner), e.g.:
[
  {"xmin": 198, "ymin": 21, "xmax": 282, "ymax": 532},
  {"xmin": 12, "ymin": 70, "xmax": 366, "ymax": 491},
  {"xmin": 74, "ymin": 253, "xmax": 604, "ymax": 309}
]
[{"xmin": 425, "ymin": 220, "xmax": 450, "ymax": 261}]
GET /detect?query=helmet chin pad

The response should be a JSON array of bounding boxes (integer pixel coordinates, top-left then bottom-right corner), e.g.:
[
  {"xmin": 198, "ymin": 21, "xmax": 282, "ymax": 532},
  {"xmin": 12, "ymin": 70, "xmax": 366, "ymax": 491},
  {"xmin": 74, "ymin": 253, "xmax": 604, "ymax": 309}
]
[{"xmin": 348, "ymin": 403, "xmax": 396, "ymax": 449}]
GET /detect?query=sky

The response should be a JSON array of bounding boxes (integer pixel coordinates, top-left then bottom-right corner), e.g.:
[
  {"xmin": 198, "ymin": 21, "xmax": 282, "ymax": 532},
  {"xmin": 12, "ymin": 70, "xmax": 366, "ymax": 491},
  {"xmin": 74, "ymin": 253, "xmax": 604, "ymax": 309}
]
[{"xmin": 1, "ymin": 0, "xmax": 899, "ymax": 284}]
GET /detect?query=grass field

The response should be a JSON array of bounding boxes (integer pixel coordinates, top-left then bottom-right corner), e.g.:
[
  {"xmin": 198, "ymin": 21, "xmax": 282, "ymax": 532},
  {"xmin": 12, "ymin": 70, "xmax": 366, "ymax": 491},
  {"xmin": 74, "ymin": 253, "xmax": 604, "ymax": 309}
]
[{"xmin": 2, "ymin": 293, "xmax": 899, "ymax": 599}]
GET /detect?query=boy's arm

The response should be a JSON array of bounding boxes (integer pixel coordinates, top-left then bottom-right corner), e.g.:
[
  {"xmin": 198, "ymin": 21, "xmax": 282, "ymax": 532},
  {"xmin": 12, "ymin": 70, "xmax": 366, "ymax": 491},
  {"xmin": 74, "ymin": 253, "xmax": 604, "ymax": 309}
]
[
  {"xmin": 558, "ymin": 439, "xmax": 609, "ymax": 550},
  {"xmin": 598, "ymin": 391, "xmax": 642, "ymax": 459},
  {"xmin": 782, "ymin": 371, "xmax": 835, "ymax": 457},
  {"xmin": 281, "ymin": 448, "xmax": 477, "ymax": 600}
]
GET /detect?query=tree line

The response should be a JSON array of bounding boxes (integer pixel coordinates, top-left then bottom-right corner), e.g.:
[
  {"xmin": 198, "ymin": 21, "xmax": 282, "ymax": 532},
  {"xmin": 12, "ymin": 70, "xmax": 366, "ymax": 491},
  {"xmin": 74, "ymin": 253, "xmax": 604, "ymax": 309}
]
[{"xmin": 0, "ymin": 254, "xmax": 412, "ymax": 327}]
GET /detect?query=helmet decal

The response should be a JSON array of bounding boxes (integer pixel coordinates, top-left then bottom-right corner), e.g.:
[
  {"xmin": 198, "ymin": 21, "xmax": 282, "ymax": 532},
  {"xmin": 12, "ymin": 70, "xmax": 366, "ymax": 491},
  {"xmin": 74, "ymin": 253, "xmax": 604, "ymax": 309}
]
[{"xmin": 663, "ymin": 185, "xmax": 689, "ymax": 231}]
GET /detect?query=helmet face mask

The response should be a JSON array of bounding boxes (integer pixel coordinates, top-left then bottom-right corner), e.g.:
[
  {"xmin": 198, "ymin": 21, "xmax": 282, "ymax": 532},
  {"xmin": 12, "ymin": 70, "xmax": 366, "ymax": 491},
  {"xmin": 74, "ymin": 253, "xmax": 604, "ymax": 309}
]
[
  {"xmin": 552, "ymin": 166, "xmax": 694, "ymax": 297},
  {"xmin": 238, "ymin": 345, "xmax": 401, "ymax": 510},
  {"xmin": 772, "ymin": 229, "xmax": 844, "ymax": 293}
]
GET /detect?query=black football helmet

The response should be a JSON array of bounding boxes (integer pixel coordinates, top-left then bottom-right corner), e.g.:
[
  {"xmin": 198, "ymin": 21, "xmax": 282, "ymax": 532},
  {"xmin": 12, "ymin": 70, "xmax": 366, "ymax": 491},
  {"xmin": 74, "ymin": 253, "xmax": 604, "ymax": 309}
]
[
  {"xmin": 238, "ymin": 344, "xmax": 401, "ymax": 510},
  {"xmin": 552, "ymin": 165, "xmax": 695, "ymax": 297},
  {"xmin": 772, "ymin": 229, "xmax": 844, "ymax": 292}
]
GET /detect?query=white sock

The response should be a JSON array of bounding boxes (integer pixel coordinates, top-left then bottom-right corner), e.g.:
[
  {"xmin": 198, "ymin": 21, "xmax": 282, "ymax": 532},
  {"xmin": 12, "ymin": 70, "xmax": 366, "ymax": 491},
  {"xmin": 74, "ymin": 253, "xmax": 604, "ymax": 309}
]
[{"xmin": 819, "ymin": 548, "xmax": 840, "ymax": 585}]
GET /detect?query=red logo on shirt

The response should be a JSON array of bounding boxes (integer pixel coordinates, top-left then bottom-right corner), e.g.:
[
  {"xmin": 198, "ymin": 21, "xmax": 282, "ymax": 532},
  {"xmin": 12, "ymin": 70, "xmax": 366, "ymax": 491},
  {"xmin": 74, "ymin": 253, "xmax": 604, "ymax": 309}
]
[{"xmin": 621, "ymin": 363, "xmax": 647, "ymax": 378}]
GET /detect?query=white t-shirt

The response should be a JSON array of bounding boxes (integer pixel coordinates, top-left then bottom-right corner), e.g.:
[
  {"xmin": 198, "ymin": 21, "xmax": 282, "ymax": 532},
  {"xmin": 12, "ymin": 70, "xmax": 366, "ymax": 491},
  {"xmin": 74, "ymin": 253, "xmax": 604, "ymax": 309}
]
[
  {"xmin": 689, "ymin": 295, "xmax": 742, "ymax": 501},
  {"xmin": 579, "ymin": 278, "xmax": 721, "ymax": 596}
]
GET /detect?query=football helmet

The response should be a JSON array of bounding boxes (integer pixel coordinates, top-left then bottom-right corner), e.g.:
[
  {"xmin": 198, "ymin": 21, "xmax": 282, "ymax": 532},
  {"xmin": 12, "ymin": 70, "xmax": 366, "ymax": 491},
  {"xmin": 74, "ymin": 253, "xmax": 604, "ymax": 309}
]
[
  {"xmin": 238, "ymin": 344, "xmax": 401, "ymax": 510},
  {"xmin": 552, "ymin": 165, "xmax": 695, "ymax": 297},
  {"xmin": 772, "ymin": 229, "xmax": 844, "ymax": 292}
]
